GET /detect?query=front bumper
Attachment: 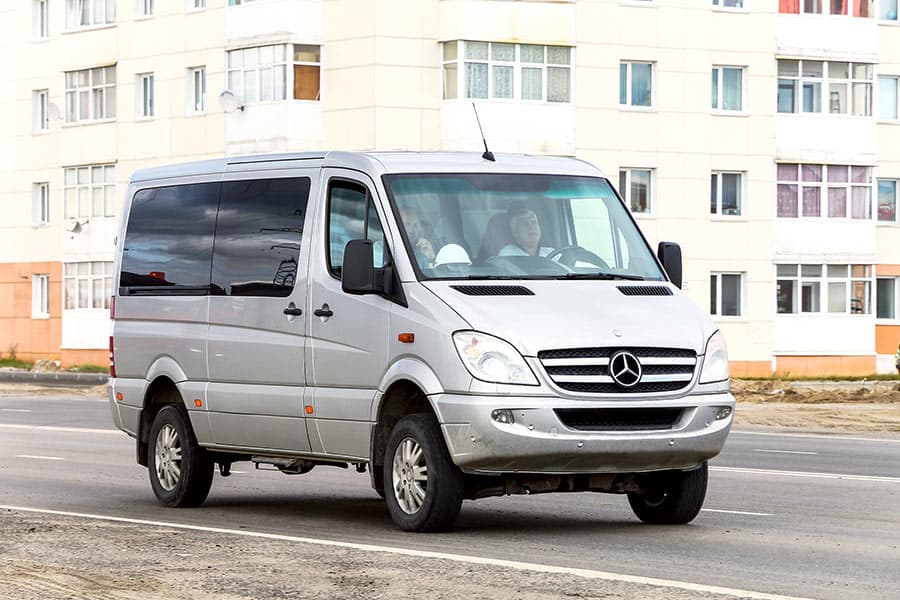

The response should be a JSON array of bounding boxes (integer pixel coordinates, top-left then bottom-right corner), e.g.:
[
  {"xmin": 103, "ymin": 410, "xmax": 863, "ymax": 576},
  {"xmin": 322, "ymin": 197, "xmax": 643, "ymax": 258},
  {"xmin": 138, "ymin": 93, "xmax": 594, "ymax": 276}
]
[{"xmin": 433, "ymin": 392, "xmax": 734, "ymax": 474}]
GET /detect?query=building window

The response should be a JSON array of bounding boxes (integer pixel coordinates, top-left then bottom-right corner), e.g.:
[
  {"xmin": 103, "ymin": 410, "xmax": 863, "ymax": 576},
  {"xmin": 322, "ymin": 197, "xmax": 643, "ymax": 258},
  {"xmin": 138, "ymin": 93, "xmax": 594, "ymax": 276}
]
[
  {"xmin": 189, "ymin": 66, "xmax": 206, "ymax": 112},
  {"xmin": 137, "ymin": 73, "xmax": 154, "ymax": 118},
  {"xmin": 64, "ymin": 262, "xmax": 112, "ymax": 310},
  {"xmin": 227, "ymin": 44, "xmax": 321, "ymax": 105},
  {"xmin": 228, "ymin": 0, "xmax": 257, "ymax": 4},
  {"xmin": 710, "ymin": 273, "xmax": 744, "ymax": 317},
  {"xmin": 65, "ymin": 66, "xmax": 116, "ymax": 122},
  {"xmin": 34, "ymin": 0, "xmax": 49, "ymax": 38},
  {"xmin": 713, "ymin": 0, "xmax": 744, "ymax": 7},
  {"xmin": 618, "ymin": 168, "xmax": 653, "ymax": 214},
  {"xmin": 189, "ymin": 0, "xmax": 207, "ymax": 8},
  {"xmin": 776, "ymin": 163, "xmax": 871, "ymax": 219},
  {"xmin": 137, "ymin": 0, "xmax": 154, "ymax": 17},
  {"xmin": 776, "ymin": 263, "xmax": 872, "ymax": 314},
  {"xmin": 33, "ymin": 89, "xmax": 50, "ymax": 132},
  {"xmin": 712, "ymin": 66, "xmax": 744, "ymax": 111},
  {"xmin": 64, "ymin": 164, "xmax": 116, "ymax": 219},
  {"xmin": 32, "ymin": 275, "xmax": 50, "ymax": 319},
  {"xmin": 65, "ymin": 0, "xmax": 115, "ymax": 29},
  {"xmin": 877, "ymin": 278, "xmax": 897, "ymax": 319},
  {"xmin": 710, "ymin": 172, "xmax": 743, "ymax": 216},
  {"xmin": 879, "ymin": 76, "xmax": 898, "ymax": 120},
  {"xmin": 878, "ymin": 179, "xmax": 897, "ymax": 222},
  {"xmin": 779, "ymin": 0, "xmax": 871, "ymax": 16},
  {"xmin": 33, "ymin": 183, "xmax": 50, "ymax": 225},
  {"xmin": 881, "ymin": 0, "xmax": 898, "ymax": 20},
  {"xmin": 619, "ymin": 61, "xmax": 653, "ymax": 107},
  {"xmin": 441, "ymin": 41, "xmax": 571, "ymax": 103},
  {"xmin": 777, "ymin": 59, "xmax": 872, "ymax": 115}
]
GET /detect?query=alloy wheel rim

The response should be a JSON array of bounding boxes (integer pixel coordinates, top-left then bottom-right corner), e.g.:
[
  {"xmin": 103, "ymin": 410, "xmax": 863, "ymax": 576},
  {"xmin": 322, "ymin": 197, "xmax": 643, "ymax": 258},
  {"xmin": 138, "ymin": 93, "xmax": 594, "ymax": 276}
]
[
  {"xmin": 391, "ymin": 437, "xmax": 428, "ymax": 515},
  {"xmin": 154, "ymin": 424, "xmax": 183, "ymax": 492}
]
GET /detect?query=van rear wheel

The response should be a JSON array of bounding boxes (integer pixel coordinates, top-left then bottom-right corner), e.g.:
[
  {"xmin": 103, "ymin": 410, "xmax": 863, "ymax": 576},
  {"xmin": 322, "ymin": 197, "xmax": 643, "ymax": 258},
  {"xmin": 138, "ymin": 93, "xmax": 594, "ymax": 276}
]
[
  {"xmin": 384, "ymin": 414, "xmax": 464, "ymax": 532},
  {"xmin": 148, "ymin": 404, "xmax": 214, "ymax": 507},
  {"xmin": 627, "ymin": 462, "xmax": 708, "ymax": 525}
]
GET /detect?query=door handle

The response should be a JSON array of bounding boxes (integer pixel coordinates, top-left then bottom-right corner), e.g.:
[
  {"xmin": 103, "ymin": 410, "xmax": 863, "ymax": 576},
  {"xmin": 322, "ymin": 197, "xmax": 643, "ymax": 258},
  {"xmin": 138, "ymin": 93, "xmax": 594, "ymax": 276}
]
[
  {"xmin": 313, "ymin": 307, "xmax": 333, "ymax": 318},
  {"xmin": 283, "ymin": 305, "xmax": 303, "ymax": 316}
]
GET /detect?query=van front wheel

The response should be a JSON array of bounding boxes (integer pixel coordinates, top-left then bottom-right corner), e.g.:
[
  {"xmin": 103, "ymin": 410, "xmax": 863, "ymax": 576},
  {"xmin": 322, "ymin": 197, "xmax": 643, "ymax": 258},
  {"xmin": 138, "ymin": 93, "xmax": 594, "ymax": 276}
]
[
  {"xmin": 148, "ymin": 404, "xmax": 214, "ymax": 507},
  {"xmin": 384, "ymin": 414, "xmax": 464, "ymax": 532},
  {"xmin": 627, "ymin": 462, "xmax": 708, "ymax": 525}
]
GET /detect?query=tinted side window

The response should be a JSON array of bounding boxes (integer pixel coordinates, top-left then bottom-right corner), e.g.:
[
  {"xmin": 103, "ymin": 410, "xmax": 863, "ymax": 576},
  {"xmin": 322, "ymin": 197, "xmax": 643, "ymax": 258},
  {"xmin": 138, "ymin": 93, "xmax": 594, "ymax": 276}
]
[
  {"xmin": 120, "ymin": 183, "xmax": 220, "ymax": 293},
  {"xmin": 327, "ymin": 180, "xmax": 387, "ymax": 278},
  {"xmin": 211, "ymin": 177, "xmax": 310, "ymax": 297}
]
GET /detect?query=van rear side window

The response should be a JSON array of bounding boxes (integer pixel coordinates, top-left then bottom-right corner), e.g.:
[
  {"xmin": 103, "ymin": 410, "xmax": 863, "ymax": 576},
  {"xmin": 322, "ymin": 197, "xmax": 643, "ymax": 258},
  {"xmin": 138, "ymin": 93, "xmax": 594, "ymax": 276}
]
[
  {"xmin": 211, "ymin": 177, "xmax": 310, "ymax": 296},
  {"xmin": 120, "ymin": 183, "xmax": 219, "ymax": 293}
]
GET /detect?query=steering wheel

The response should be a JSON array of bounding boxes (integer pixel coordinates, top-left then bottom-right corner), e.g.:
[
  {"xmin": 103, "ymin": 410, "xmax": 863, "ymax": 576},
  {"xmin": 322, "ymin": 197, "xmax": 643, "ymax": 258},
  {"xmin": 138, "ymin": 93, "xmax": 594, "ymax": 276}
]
[{"xmin": 545, "ymin": 245, "xmax": 610, "ymax": 269}]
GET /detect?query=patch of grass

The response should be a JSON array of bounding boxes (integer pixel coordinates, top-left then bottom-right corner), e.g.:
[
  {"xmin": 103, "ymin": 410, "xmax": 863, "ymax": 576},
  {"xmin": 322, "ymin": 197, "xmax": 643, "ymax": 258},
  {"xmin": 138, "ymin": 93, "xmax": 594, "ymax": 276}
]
[
  {"xmin": 66, "ymin": 364, "xmax": 110, "ymax": 374},
  {"xmin": 0, "ymin": 358, "xmax": 34, "ymax": 370},
  {"xmin": 738, "ymin": 374, "xmax": 900, "ymax": 382}
]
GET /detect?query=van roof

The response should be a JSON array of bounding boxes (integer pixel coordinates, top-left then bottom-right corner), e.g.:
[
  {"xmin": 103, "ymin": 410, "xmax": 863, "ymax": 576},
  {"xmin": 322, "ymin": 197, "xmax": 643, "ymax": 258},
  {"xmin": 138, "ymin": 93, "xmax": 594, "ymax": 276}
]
[{"xmin": 128, "ymin": 151, "xmax": 605, "ymax": 183}]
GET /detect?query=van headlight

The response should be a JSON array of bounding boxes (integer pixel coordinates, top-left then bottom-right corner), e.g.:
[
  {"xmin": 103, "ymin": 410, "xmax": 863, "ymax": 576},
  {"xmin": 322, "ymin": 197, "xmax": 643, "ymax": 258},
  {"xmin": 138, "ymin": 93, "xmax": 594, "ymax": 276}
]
[
  {"xmin": 452, "ymin": 331, "xmax": 538, "ymax": 386},
  {"xmin": 699, "ymin": 330, "xmax": 730, "ymax": 384}
]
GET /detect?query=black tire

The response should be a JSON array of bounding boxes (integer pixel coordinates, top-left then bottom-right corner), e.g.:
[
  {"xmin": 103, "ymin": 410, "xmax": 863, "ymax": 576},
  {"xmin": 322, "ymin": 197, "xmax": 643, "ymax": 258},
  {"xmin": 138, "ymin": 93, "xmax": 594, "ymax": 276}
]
[
  {"xmin": 383, "ymin": 413, "xmax": 464, "ymax": 532},
  {"xmin": 627, "ymin": 462, "xmax": 708, "ymax": 525},
  {"xmin": 147, "ymin": 404, "xmax": 214, "ymax": 508}
]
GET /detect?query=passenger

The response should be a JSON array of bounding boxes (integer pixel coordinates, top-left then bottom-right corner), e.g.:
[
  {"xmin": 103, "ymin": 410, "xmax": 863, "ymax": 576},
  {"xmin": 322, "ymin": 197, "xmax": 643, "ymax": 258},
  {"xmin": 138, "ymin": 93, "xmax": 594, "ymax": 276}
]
[
  {"xmin": 895, "ymin": 343, "xmax": 900, "ymax": 375},
  {"xmin": 400, "ymin": 206, "xmax": 437, "ymax": 268},
  {"xmin": 498, "ymin": 203, "xmax": 554, "ymax": 258}
]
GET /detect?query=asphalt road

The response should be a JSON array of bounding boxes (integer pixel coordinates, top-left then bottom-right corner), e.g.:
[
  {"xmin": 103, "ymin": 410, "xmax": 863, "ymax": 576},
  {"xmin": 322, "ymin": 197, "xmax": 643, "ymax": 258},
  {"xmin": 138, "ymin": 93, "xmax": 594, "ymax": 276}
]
[{"xmin": 1, "ymin": 392, "xmax": 898, "ymax": 600}]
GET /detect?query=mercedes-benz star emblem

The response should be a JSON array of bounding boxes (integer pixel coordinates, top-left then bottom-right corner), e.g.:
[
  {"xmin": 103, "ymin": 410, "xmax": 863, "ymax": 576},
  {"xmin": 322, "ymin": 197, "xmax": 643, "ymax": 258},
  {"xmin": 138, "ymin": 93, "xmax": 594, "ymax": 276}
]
[{"xmin": 609, "ymin": 351, "xmax": 642, "ymax": 388}]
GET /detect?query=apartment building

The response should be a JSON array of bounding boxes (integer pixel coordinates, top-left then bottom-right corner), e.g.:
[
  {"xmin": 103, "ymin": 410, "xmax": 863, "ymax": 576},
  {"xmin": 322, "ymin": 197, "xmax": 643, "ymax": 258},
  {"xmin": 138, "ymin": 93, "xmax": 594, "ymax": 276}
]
[{"xmin": 1, "ymin": 0, "xmax": 899, "ymax": 375}]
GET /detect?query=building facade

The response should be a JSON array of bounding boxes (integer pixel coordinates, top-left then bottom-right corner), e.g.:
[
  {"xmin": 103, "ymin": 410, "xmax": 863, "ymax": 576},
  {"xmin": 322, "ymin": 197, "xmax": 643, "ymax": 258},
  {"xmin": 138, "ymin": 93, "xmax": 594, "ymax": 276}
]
[{"xmin": 2, "ymin": 0, "xmax": 899, "ymax": 374}]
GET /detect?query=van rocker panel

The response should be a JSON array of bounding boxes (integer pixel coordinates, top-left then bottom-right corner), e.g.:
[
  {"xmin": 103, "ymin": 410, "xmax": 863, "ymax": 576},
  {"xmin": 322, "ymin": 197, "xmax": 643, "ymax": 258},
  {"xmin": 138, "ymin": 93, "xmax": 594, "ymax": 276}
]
[{"xmin": 434, "ymin": 393, "xmax": 734, "ymax": 474}]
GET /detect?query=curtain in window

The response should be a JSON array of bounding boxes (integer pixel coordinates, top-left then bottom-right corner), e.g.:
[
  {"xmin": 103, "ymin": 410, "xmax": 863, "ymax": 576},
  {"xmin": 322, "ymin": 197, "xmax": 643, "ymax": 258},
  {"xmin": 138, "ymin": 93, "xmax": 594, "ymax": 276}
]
[
  {"xmin": 779, "ymin": 0, "xmax": 800, "ymax": 13},
  {"xmin": 294, "ymin": 65, "xmax": 319, "ymax": 100},
  {"xmin": 465, "ymin": 63, "xmax": 488, "ymax": 99},
  {"xmin": 854, "ymin": 0, "xmax": 870, "ymax": 17},
  {"xmin": 631, "ymin": 63, "xmax": 651, "ymax": 106},
  {"xmin": 851, "ymin": 187, "xmax": 870, "ymax": 219},
  {"xmin": 777, "ymin": 184, "xmax": 798, "ymax": 217},
  {"xmin": 831, "ymin": 0, "xmax": 847, "ymax": 15},
  {"xmin": 521, "ymin": 68, "xmax": 542, "ymax": 101},
  {"xmin": 547, "ymin": 67, "xmax": 570, "ymax": 102},
  {"xmin": 493, "ymin": 66, "xmax": 513, "ymax": 99},
  {"xmin": 828, "ymin": 188, "xmax": 847, "ymax": 217},
  {"xmin": 723, "ymin": 68, "xmax": 742, "ymax": 110}
]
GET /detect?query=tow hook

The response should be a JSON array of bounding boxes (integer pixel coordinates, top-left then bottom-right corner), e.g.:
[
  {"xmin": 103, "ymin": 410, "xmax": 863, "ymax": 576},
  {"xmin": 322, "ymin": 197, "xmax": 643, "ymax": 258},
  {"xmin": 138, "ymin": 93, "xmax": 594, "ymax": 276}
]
[{"xmin": 219, "ymin": 462, "xmax": 232, "ymax": 477}]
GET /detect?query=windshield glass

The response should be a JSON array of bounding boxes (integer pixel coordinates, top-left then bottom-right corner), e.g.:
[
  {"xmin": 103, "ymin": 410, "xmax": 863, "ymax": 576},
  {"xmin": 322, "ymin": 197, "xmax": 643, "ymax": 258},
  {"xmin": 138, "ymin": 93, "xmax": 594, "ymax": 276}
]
[{"xmin": 383, "ymin": 173, "xmax": 665, "ymax": 281}]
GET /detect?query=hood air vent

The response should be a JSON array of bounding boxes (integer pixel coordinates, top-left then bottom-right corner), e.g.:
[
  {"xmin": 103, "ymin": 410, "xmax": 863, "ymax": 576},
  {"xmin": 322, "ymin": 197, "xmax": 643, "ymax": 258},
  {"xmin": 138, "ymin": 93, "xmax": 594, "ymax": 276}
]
[
  {"xmin": 450, "ymin": 285, "xmax": 534, "ymax": 296},
  {"xmin": 617, "ymin": 285, "xmax": 673, "ymax": 297}
]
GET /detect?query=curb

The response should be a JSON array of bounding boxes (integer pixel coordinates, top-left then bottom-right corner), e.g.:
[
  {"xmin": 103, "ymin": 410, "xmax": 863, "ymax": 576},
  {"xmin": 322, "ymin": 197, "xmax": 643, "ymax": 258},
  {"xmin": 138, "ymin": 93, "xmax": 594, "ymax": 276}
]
[{"xmin": 0, "ymin": 371, "xmax": 109, "ymax": 387}]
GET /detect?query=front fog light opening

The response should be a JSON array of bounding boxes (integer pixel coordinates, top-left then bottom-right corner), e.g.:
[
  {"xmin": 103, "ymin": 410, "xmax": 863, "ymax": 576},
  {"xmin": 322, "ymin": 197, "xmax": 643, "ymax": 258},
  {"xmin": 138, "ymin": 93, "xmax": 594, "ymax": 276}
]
[
  {"xmin": 491, "ymin": 409, "xmax": 515, "ymax": 424},
  {"xmin": 714, "ymin": 406, "xmax": 733, "ymax": 421}
]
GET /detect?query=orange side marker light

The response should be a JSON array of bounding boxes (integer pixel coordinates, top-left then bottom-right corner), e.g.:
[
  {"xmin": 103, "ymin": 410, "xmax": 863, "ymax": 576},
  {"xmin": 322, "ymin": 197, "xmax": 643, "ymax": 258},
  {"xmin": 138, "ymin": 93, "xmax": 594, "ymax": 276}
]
[
  {"xmin": 115, "ymin": 392, "xmax": 123, "ymax": 402},
  {"xmin": 305, "ymin": 405, "xmax": 314, "ymax": 415},
  {"xmin": 398, "ymin": 333, "xmax": 415, "ymax": 344},
  {"xmin": 194, "ymin": 399, "xmax": 203, "ymax": 408}
]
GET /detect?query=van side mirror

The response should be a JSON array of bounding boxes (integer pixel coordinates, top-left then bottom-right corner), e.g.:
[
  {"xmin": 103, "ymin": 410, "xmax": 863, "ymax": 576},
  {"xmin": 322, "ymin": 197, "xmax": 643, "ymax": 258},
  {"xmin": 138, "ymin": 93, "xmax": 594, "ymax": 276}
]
[
  {"xmin": 342, "ymin": 240, "xmax": 381, "ymax": 295},
  {"xmin": 657, "ymin": 242, "xmax": 682, "ymax": 289}
]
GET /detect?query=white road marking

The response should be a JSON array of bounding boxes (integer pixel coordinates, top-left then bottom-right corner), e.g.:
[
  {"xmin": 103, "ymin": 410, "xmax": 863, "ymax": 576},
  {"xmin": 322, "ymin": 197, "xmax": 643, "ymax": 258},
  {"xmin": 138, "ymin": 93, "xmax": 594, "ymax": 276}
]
[
  {"xmin": 15, "ymin": 455, "xmax": 64, "ymax": 461},
  {"xmin": 732, "ymin": 430, "xmax": 900, "ymax": 444},
  {"xmin": 701, "ymin": 508, "xmax": 773, "ymax": 517},
  {"xmin": 0, "ymin": 504, "xmax": 811, "ymax": 600},
  {"xmin": 0, "ymin": 409, "xmax": 32, "ymax": 413},
  {"xmin": 712, "ymin": 466, "xmax": 900, "ymax": 484},
  {"xmin": 752, "ymin": 449, "xmax": 817, "ymax": 456},
  {"xmin": 0, "ymin": 424, "xmax": 123, "ymax": 435}
]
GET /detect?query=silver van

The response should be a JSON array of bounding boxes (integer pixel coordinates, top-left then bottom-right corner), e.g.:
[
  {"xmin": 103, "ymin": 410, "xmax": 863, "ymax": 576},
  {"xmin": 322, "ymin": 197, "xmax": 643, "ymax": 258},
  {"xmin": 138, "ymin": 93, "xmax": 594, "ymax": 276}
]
[{"xmin": 109, "ymin": 151, "xmax": 734, "ymax": 531}]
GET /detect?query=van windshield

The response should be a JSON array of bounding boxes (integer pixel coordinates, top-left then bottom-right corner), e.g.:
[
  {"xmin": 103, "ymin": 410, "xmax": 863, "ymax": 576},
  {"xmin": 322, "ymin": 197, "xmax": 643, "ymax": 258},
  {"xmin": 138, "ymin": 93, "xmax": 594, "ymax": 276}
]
[{"xmin": 383, "ymin": 174, "xmax": 666, "ymax": 282}]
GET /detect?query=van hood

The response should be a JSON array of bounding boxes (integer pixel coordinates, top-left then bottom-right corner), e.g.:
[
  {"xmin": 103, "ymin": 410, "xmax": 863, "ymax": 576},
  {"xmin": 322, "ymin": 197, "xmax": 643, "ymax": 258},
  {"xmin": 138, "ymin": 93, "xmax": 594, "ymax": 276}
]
[{"xmin": 421, "ymin": 280, "xmax": 715, "ymax": 357}]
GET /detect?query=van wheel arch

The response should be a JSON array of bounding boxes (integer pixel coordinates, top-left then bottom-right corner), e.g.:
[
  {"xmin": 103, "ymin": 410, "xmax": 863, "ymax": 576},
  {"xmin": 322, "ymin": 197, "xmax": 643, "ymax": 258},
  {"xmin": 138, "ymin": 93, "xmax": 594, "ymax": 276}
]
[{"xmin": 137, "ymin": 377, "xmax": 186, "ymax": 467}]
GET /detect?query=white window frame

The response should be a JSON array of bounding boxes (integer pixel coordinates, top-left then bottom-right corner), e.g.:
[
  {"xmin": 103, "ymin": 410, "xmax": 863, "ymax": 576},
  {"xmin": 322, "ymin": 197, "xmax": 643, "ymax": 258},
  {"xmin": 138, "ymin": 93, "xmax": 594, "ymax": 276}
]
[
  {"xmin": 710, "ymin": 272, "xmax": 745, "ymax": 318},
  {"xmin": 618, "ymin": 168, "xmax": 655, "ymax": 215},
  {"xmin": 137, "ymin": 72, "xmax": 154, "ymax": 119},
  {"xmin": 776, "ymin": 163, "xmax": 872, "ymax": 220},
  {"xmin": 877, "ymin": 178, "xmax": 898, "ymax": 223},
  {"xmin": 64, "ymin": 164, "xmax": 116, "ymax": 219},
  {"xmin": 63, "ymin": 262, "xmax": 113, "ymax": 311},
  {"xmin": 712, "ymin": 0, "xmax": 745, "ymax": 9},
  {"xmin": 32, "ymin": 274, "xmax": 50, "ymax": 319},
  {"xmin": 34, "ymin": 0, "xmax": 50, "ymax": 38},
  {"xmin": 136, "ymin": 0, "xmax": 154, "ymax": 18},
  {"xmin": 441, "ymin": 41, "xmax": 572, "ymax": 104},
  {"xmin": 227, "ymin": 44, "xmax": 322, "ymax": 105},
  {"xmin": 878, "ymin": 76, "xmax": 899, "ymax": 121},
  {"xmin": 777, "ymin": 59, "xmax": 873, "ymax": 116},
  {"xmin": 33, "ymin": 182, "xmax": 50, "ymax": 226},
  {"xmin": 188, "ymin": 66, "xmax": 207, "ymax": 112},
  {"xmin": 619, "ymin": 61, "xmax": 655, "ymax": 109},
  {"xmin": 876, "ymin": 277, "xmax": 899, "ymax": 320},
  {"xmin": 65, "ymin": 66, "xmax": 116, "ymax": 123},
  {"xmin": 711, "ymin": 65, "xmax": 745, "ymax": 113},
  {"xmin": 710, "ymin": 171, "xmax": 744, "ymax": 217},
  {"xmin": 65, "ymin": 0, "xmax": 116, "ymax": 30},
  {"xmin": 33, "ymin": 89, "xmax": 50, "ymax": 132},
  {"xmin": 776, "ymin": 263, "xmax": 873, "ymax": 315}
]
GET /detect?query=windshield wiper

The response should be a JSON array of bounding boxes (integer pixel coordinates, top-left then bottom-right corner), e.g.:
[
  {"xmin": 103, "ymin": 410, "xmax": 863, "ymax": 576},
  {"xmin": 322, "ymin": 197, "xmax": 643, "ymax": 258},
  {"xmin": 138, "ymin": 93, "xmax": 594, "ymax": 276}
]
[
  {"xmin": 555, "ymin": 272, "xmax": 646, "ymax": 281},
  {"xmin": 462, "ymin": 275, "xmax": 524, "ymax": 280}
]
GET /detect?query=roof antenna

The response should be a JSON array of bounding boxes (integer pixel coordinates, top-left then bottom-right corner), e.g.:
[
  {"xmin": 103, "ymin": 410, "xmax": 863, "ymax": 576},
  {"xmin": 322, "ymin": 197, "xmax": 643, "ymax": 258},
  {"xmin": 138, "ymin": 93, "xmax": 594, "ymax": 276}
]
[{"xmin": 471, "ymin": 102, "xmax": 495, "ymax": 162}]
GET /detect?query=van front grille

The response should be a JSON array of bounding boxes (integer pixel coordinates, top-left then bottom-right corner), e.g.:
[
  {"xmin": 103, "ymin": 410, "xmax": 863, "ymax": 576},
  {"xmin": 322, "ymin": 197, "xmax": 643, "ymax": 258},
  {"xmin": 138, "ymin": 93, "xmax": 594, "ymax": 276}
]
[
  {"xmin": 537, "ymin": 347, "xmax": 697, "ymax": 394},
  {"xmin": 554, "ymin": 408, "xmax": 684, "ymax": 431}
]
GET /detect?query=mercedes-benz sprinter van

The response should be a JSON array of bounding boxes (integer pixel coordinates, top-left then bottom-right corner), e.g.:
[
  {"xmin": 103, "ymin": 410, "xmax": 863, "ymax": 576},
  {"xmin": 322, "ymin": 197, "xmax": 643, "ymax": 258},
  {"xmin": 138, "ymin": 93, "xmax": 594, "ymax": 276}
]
[{"xmin": 109, "ymin": 152, "xmax": 734, "ymax": 531}]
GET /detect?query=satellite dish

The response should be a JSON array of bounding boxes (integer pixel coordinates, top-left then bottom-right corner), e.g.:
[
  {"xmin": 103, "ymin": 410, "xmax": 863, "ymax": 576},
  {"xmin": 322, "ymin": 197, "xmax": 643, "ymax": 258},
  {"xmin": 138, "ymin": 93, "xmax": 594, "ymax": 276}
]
[
  {"xmin": 47, "ymin": 102, "xmax": 62, "ymax": 122},
  {"xmin": 218, "ymin": 90, "xmax": 245, "ymax": 113}
]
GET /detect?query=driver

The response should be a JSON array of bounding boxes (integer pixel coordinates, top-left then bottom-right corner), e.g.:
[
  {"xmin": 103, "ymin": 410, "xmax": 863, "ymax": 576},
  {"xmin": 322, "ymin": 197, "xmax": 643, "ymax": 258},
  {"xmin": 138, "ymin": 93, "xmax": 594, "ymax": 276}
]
[
  {"xmin": 400, "ymin": 206, "xmax": 437, "ymax": 268},
  {"xmin": 498, "ymin": 203, "xmax": 554, "ymax": 258}
]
